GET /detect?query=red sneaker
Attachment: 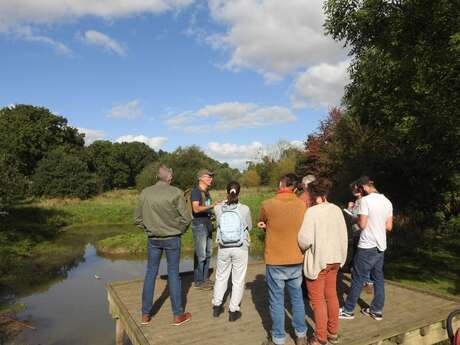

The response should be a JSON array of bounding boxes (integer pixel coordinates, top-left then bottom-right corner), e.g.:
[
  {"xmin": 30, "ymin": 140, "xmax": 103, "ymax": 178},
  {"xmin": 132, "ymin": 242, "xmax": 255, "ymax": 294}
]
[
  {"xmin": 141, "ymin": 314, "xmax": 151, "ymax": 325},
  {"xmin": 173, "ymin": 312, "xmax": 192, "ymax": 326}
]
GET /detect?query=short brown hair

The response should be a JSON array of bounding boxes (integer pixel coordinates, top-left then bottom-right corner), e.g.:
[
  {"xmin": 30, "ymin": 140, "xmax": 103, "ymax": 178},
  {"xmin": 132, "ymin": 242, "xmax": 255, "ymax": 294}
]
[
  {"xmin": 308, "ymin": 178, "xmax": 333, "ymax": 205},
  {"xmin": 279, "ymin": 173, "xmax": 299, "ymax": 189}
]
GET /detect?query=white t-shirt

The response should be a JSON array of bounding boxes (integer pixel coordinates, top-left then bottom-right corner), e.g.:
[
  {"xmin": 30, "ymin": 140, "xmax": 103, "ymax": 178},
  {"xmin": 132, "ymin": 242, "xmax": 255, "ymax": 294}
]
[{"xmin": 358, "ymin": 193, "xmax": 393, "ymax": 251}]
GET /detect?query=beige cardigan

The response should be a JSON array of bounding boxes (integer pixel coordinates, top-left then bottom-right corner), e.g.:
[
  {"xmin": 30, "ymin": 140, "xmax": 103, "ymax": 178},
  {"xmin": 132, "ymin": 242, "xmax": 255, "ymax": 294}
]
[{"xmin": 298, "ymin": 203, "xmax": 348, "ymax": 279}]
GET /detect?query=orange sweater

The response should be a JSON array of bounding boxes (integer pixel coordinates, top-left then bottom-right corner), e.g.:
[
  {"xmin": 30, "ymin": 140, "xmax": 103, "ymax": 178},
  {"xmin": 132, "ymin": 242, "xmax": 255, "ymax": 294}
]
[{"xmin": 259, "ymin": 192, "xmax": 306, "ymax": 265}]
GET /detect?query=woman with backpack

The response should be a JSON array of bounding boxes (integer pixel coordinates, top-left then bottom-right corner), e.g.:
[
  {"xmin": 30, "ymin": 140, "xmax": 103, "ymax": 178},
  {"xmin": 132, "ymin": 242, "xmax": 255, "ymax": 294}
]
[{"xmin": 212, "ymin": 181, "xmax": 252, "ymax": 322}]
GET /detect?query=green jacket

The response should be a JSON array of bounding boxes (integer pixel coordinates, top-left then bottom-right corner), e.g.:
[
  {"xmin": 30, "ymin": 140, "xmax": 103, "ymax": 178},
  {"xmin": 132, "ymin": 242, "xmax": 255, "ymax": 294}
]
[{"xmin": 134, "ymin": 181, "xmax": 192, "ymax": 238}]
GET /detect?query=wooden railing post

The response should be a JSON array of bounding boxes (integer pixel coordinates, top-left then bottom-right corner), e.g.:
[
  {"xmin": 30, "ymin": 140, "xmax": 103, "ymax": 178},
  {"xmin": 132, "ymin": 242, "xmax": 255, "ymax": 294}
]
[{"xmin": 116, "ymin": 318, "xmax": 125, "ymax": 345}]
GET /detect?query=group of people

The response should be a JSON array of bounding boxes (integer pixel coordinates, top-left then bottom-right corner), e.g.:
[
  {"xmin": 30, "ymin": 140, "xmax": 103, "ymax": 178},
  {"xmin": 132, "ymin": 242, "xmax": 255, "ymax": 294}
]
[{"xmin": 134, "ymin": 165, "xmax": 393, "ymax": 345}]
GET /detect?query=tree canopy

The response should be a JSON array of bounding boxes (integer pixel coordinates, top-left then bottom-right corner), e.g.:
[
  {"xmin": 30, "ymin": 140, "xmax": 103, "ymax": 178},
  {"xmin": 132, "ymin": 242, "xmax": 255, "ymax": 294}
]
[
  {"xmin": 323, "ymin": 0, "xmax": 460, "ymax": 223},
  {"xmin": 0, "ymin": 105, "xmax": 84, "ymax": 176}
]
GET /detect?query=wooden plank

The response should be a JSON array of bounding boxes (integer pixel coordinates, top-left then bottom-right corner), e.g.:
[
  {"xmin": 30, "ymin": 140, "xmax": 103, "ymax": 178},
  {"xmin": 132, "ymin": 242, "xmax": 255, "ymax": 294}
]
[{"xmin": 107, "ymin": 263, "xmax": 460, "ymax": 345}]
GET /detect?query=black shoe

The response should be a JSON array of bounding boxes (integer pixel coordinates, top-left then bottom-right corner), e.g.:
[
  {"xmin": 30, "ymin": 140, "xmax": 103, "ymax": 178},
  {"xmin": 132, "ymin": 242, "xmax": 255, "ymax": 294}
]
[
  {"xmin": 228, "ymin": 310, "xmax": 241, "ymax": 322},
  {"xmin": 213, "ymin": 305, "xmax": 224, "ymax": 318},
  {"xmin": 361, "ymin": 307, "xmax": 383, "ymax": 321}
]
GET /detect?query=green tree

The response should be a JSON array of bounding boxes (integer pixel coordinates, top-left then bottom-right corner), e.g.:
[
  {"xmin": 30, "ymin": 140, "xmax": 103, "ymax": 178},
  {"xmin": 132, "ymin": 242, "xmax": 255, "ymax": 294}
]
[
  {"xmin": 87, "ymin": 141, "xmax": 157, "ymax": 191},
  {"xmin": 324, "ymin": 0, "xmax": 460, "ymax": 218},
  {"xmin": 0, "ymin": 105, "xmax": 84, "ymax": 176},
  {"xmin": 135, "ymin": 146, "xmax": 240, "ymax": 191},
  {"xmin": 240, "ymin": 169, "xmax": 261, "ymax": 187},
  {"xmin": 269, "ymin": 152, "xmax": 298, "ymax": 187},
  {"xmin": 0, "ymin": 154, "xmax": 28, "ymax": 212},
  {"xmin": 32, "ymin": 148, "xmax": 97, "ymax": 198}
]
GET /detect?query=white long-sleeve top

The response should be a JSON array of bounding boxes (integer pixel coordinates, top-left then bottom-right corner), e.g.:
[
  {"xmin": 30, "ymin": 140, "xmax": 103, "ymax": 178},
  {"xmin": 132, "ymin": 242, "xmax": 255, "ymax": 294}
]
[{"xmin": 298, "ymin": 202, "xmax": 348, "ymax": 279}]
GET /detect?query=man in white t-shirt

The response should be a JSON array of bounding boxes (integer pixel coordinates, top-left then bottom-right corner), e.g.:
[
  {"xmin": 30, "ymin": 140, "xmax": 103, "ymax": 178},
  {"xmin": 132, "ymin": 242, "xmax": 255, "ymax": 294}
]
[{"xmin": 339, "ymin": 176, "xmax": 393, "ymax": 321}]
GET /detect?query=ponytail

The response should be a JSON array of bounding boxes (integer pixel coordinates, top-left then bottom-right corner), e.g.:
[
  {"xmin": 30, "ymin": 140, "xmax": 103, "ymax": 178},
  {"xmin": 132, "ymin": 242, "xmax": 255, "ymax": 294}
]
[{"xmin": 226, "ymin": 181, "xmax": 240, "ymax": 205}]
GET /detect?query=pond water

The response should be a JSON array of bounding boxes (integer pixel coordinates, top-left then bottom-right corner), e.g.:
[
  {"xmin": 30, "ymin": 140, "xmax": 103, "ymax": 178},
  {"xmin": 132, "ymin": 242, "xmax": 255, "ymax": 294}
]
[{"xmin": 4, "ymin": 241, "xmax": 262, "ymax": 345}]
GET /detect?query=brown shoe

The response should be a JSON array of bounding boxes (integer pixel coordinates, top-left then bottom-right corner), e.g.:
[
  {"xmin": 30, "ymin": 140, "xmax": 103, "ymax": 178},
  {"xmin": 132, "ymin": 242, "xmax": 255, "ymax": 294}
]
[
  {"xmin": 261, "ymin": 340, "xmax": 276, "ymax": 345},
  {"xmin": 196, "ymin": 281, "xmax": 213, "ymax": 290},
  {"xmin": 141, "ymin": 314, "xmax": 151, "ymax": 325},
  {"xmin": 173, "ymin": 312, "xmax": 192, "ymax": 326},
  {"xmin": 327, "ymin": 333, "xmax": 339, "ymax": 344},
  {"xmin": 307, "ymin": 337, "xmax": 327, "ymax": 345},
  {"xmin": 363, "ymin": 282, "xmax": 374, "ymax": 294},
  {"xmin": 295, "ymin": 336, "xmax": 307, "ymax": 345}
]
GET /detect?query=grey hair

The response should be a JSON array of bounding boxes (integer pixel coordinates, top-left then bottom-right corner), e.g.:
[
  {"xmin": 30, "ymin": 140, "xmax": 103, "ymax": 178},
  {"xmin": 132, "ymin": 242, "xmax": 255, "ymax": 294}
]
[
  {"xmin": 302, "ymin": 174, "xmax": 316, "ymax": 186},
  {"xmin": 157, "ymin": 164, "xmax": 173, "ymax": 182}
]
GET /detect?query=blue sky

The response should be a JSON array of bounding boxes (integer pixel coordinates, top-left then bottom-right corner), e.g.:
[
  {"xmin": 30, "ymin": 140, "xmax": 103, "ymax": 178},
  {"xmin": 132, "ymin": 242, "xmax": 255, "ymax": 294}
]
[{"xmin": 0, "ymin": 0, "xmax": 349, "ymax": 169}]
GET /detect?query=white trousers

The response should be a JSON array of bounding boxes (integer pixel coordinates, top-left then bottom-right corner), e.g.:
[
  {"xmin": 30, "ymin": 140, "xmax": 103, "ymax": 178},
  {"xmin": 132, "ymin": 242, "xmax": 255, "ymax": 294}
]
[{"xmin": 212, "ymin": 246, "xmax": 249, "ymax": 312}]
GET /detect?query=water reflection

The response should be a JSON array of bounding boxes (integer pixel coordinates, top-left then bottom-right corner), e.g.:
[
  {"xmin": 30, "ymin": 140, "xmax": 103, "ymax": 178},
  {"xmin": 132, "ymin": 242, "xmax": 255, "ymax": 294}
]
[
  {"xmin": 7, "ymin": 244, "xmax": 195, "ymax": 345},
  {"xmin": 1, "ymin": 224, "xmax": 263, "ymax": 345}
]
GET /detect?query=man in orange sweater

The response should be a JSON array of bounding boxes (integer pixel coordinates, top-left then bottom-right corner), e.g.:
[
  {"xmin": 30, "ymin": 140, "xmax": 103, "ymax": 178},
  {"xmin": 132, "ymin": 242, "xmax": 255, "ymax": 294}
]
[{"xmin": 258, "ymin": 173, "xmax": 308, "ymax": 345}]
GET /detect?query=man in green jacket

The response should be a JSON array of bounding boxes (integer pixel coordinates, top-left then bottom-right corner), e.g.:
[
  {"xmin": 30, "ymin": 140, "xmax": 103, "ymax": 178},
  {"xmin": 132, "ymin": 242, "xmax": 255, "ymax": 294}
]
[{"xmin": 134, "ymin": 164, "xmax": 192, "ymax": 326}]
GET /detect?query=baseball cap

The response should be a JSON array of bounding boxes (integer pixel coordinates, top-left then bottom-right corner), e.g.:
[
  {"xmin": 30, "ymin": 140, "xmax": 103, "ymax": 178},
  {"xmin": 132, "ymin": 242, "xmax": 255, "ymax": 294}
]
[
  {"xmin": 197, "ymin": 169, "xmax": 214, "ymax": 179},
  {"xmin": 355, "ymin": 175, "xmax": 373, "ymax": 186}
]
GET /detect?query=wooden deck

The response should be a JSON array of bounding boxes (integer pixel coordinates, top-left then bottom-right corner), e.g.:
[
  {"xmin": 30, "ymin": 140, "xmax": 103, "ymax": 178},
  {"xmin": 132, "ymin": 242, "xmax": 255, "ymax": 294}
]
[{"xmin": 107, "ymin": 263, "xmax": 460, "ymax": 345}]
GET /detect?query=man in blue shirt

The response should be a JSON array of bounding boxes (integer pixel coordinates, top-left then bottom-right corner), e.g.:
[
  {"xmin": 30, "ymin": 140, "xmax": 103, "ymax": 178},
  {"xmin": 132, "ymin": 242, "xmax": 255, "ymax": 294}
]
[{"xmin": 191, "ymin": 169, "xmax": 218, "ymax": 290}]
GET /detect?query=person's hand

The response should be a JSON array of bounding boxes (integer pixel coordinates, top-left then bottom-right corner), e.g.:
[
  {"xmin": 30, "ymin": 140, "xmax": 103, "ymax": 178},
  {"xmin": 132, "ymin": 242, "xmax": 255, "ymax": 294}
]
[
  {"xmin": 212, "ymin": 200, "xmax": 222, "ymax": 207},
  {"xmin": 257, "ymin": 221, "xmax": 266, "ymax": 229}
]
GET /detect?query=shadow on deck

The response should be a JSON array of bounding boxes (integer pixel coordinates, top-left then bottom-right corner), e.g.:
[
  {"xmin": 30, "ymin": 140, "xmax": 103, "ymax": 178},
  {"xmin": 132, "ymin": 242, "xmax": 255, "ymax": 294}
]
[{"xmin": 107, "ymin": 263, "xmax": 460, "ymax": 345}]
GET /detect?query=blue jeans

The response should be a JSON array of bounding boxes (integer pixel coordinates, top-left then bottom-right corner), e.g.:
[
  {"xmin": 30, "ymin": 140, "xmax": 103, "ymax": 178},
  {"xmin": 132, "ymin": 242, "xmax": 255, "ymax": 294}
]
[
  {"xmin": 343, "ymin": 247, "xmax": 385, "ymax": 313},
  {"xmin": 192, "ymin": 219, "xmax": 213, "ymax": 284},
  {"xmin": 266, "ymin": 265, "xmax": 307, "ymax": 344},
  {"xmin": 142, "ymin": 236, "xmax": 183, "ymax": 316}
]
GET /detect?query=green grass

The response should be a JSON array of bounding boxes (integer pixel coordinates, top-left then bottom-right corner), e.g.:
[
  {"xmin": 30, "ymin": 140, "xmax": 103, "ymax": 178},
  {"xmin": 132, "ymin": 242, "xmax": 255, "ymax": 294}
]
[
  {"xmin": 1, "ymin": 186, "xmax": 459, "ymax": 301},
  {"xmin": 95, "ymin": 187, "xmax": 273, "ymax": 256},
  {"xmin": 385, "ymin": 236, "xmax": 460, "ymax": 296},
  {"xmin": 34, "ymin": 188, "xmax": 138, "ymax": 225}
]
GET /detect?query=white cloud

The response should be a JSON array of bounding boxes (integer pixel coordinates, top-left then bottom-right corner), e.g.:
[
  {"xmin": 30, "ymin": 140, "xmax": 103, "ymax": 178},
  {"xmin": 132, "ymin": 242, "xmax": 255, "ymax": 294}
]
[
  {"xmin": 207, "ymin": 0, "xmax": 346, "ymax": 81},
  {"xmin": 0, "ymin": 0, "xmax": 194, "ymax": 32},
  {"xmin": 78, "ymin": 127, "xmax": 106, "ymax": 145},
  {"xmin": 206, "ymin": 141, "xmax": 265, "ymax": 170},
  {"xmin": 116, "ymin": 135, "xmax": 168, "ymax": 150},
  {"xmin": 13, "ymin": 25, "xmax": 71, "ymax": 55},
  {"xmin": 206, "ymin": 140, "xmax": 304, "ymax": 170},
  {"xmin": 82, "ymin": 30, "xmax": 126, "ymax": 56},
  {"xmin": 289, "ymin": 140, "xmax": 305, "ymax": 150},
  {"xmin": 108, "ymin": 100, "xmax": 142, "ymax": 119},
  {"xmin": 166, "ymin": 102, "xmax": 296, "ymax": 131},
  {"xmin": 291, "ymin": 60, "xmax": 350, "ymax": 108}
]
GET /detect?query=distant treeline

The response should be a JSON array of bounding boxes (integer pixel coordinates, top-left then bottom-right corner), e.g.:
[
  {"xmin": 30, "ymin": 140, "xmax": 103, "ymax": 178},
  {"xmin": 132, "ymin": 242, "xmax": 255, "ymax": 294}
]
[{"xmin": 0, "ymin": 104, "xmax": 243, "ymax": 206}]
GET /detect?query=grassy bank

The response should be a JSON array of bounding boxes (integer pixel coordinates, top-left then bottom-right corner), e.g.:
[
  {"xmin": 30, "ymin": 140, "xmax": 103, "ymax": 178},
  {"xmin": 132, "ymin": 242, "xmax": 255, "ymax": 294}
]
[
  {"xmin": 95, "ymin": 187, "xmax": 272, "ymax": 255},
  {"xmin": 1, "ymin": 187, "xmax": 458, "ymax": 304}
]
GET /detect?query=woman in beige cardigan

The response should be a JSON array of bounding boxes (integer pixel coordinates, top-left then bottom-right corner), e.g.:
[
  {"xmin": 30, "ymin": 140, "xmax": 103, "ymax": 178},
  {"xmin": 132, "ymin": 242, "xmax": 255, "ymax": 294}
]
[{"xmin": 298, "ymin": 179, "xmax": 348, "ymax": 345}]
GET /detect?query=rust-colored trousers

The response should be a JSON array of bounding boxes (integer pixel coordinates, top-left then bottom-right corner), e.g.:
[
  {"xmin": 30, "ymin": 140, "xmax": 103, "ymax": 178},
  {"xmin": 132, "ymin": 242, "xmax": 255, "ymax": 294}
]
[{"xmin": 306, "ymin": 263, "xmax": 340, "ymax": 343}]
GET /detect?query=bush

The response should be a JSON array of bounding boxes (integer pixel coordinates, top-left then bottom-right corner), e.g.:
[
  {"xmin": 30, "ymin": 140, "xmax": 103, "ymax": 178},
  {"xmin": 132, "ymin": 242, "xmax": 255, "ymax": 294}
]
[
  {"xmin": 32, "ymin": 148, "xmax": 97, "ymax": 199},
  {"xmin": 135, "ymin": 161, "xmax": 160, "ymax": 191},
  {"xmin": 0, "ymin": 154, "xmax": 28, "ymax": 212},
  {"xmin": 240, "ymin": 169, "xmax": 261, "ymax": 187}
]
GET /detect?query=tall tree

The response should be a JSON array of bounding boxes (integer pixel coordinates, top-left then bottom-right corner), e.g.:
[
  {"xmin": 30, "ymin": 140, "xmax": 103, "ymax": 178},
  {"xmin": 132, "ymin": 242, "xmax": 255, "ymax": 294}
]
[
  {"xmin": 0, "ymin": 105, "xmax": 84, "ymax": 176},
  {"xmin": 324, "ymin": 0, "xmax": 460, "ymax": 216}
]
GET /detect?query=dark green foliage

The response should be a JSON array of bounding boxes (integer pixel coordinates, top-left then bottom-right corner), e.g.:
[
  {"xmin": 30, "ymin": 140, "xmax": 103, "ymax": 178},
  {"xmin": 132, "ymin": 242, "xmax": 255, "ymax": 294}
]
[
  {"xmin": 135, "ymin": 161, "xmax": 161, "ymax": 192},
  {"xmin": 32, "ymin": 148, "xmax": 97, "ymax": 199},
  {"xmin": 0, "ymin": 154, "xmax": 28, "ymax": 212},
  {"xmin": 136, "ymin": 146, "xmax": 240, "ymax": 191},
  {"xmin": 87, "ymin": 141, "xmax": 157, "ymax": 191},
  {"xmin": 324, "ymin": 0, "xmax": 460, "ymax": 226},
  {"xmin": 0, "ymin": 105, "xmax": 84, "ymax": 176}
]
